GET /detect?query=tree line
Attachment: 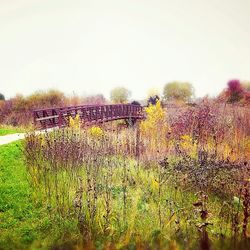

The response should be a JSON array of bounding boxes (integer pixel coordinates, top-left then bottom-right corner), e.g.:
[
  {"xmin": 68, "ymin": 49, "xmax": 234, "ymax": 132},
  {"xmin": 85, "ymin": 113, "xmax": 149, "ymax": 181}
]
[
  {"xmin": 1, "ymin": 80, "xmax": 250, "ymax": 105},
  {"xmin": 0, "ymin": 80, "xmax": 249, "ymax": 125},
  {"xmin": 109, "ymin": 80, "xmax": 250, "ymax": 104}
]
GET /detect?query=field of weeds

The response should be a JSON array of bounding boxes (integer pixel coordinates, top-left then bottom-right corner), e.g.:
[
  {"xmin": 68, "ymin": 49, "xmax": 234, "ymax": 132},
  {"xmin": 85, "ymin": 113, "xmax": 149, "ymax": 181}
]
[
  {"xmin": 1, "ymin": 100, "xmax": 250, "ymax": 249},
  {"xmin": 0, "ymin": 102, "xmax": 250, "ymax": 249}
]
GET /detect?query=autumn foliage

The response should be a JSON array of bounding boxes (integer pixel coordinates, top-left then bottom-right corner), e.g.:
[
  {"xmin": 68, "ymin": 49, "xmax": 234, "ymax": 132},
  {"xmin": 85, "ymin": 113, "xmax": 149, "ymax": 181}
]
[
  {"xmin": 0, "ymin": 90, "xmax": 106, "ymax": 126},
  {"xmin": 219, "ymin": 79, "xmax": 250, "ymax": 105}
]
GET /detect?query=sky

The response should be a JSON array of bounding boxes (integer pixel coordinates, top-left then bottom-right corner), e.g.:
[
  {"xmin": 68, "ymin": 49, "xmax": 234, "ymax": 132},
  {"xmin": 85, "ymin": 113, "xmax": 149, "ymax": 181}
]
[{"xmin": 0, "ymin": 0, "xmax": 250, "ymax": 100}]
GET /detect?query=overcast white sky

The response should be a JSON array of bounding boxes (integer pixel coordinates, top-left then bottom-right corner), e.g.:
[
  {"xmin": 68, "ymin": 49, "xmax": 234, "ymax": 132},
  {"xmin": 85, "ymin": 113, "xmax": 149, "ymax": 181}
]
[{"xmin": 0, "ymin": 0, "xmax": 250, "ymax": 100}]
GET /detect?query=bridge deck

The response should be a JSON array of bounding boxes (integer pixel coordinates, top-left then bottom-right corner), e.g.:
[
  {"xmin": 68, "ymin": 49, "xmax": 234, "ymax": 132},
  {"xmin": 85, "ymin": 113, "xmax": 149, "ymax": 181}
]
[{"xmin": 34, "ymin": 104, "xmax": 144, "ymax": 129}]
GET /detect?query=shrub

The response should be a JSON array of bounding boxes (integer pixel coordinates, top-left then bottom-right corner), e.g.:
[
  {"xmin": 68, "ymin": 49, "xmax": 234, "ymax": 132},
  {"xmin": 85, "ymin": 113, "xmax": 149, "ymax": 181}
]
[
  {"xmin": 69, "ymin": 114, "xmax": 81, "ymax": 129},
  {"xmin": 0, "ymin": 90, "xmax": 65, "ymax": 126},
  {"xmin": 227, "ymin": 79, "xmax": 244, "ymax": 103},
  {"xmin": 169, "ymin": 98, "xmax": 250, "ymax": 162},
  {"xmin": 140, "ymin": 100, "xmax": 168, "ymax": 158},
  {"xmin": 26, "ymin": 89, "xmax": 65, "ymax": 108},
  {"xmin": 88, "ymin": 126, "xmax": 104, "ymax": 138}
]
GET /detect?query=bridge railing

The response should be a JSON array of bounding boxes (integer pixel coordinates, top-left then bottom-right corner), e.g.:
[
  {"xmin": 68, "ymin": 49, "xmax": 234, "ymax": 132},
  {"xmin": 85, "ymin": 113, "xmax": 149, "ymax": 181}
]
[{"xmin": 34, "ymin": 104, "xmax": 144, "ymax": 129}]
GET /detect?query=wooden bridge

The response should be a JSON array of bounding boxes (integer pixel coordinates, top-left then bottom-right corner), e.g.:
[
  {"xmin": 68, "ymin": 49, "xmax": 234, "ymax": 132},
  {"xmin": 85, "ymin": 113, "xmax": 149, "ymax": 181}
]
[{"xmin": 34, "ymin": 103, "xmax": 144, "ymax": 129}]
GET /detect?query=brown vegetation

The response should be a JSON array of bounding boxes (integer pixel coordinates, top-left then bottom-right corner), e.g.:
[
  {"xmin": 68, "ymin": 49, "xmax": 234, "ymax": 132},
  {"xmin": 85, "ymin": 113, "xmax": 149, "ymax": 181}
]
[{"xmin": 0, "ymin": 90, "xmax": 106, "ymax": 126}]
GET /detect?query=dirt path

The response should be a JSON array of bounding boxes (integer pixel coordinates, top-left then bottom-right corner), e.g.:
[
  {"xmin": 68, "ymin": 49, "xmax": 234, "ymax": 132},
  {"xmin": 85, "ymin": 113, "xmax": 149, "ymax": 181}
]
[
  {"xmin": 0, "ymin": 133, "xmax": 26, "ymax": 146},
  {"xmin": 0, "ymin": 128, "xmax": 56, "ymax": 146}
]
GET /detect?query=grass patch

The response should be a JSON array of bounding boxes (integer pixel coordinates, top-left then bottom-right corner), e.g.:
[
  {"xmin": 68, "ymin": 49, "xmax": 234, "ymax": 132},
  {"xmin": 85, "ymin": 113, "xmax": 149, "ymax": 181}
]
[
  {"xmin": 0, "ymin": 126, "xmax": 25, "ymax": 136},
  {"xmin": 0, "ymin": 141, "xmax": 79, "ymax": 250}
]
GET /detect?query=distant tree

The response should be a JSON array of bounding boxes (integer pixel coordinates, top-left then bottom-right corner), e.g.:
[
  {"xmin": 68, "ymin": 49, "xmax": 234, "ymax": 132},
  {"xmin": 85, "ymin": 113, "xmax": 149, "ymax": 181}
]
[
  {"xmin": 146, "ymin": 88, "xmax": 160, "ymax": 106},
  {"xmin": 242, "ymin": 82, "xmax": 250, "ymax": 92},
  {"xmin": 27, "ymin": 89, "xmax": 66, "ymax": 108},
  {"xmin": 147, "ymin": 88, "xmax": 160, "ymax": 99},
  {"xmin": 226, "ymin": 79, "xmax": 244, "ymax": 103},
  {"xmin": 83, "ymin": 94, "xmax": 106, "ymax": 105},
  {"xmin": 242, "ymin": 82, "xmax": 250, "ymax": 105},
  {"xmin": 110, "ymin": 87, "xmax": 131, "ymax": 103},
  {"xmin": 163, "ymin": 82, "xmax": 194, "ymax": 102},
  {"xmin": 0, "ymin": 93, "xmax": 5, "ymax": 101},
  {"xmin": 68, "ymin": 93, "xmax": 82, "ymax": 106}
]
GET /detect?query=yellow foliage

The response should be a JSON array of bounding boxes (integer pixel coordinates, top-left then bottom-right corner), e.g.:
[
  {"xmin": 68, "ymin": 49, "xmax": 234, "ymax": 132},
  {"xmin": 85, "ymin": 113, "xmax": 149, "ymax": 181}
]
[
  {"xmin": 88, "ymin": 126, "xmax": 104, "ymax": 138},
  {"xmin": 69, "ymin": 114, "xmax": 80, "ymax": 129},
  {"xmin": 40, "ymin": 136, "xmax": 46, "ymax": 147},
  {"xmin": 168, "ymin": 240, "xmax": 180, "ymax": 250},
  {"xmin": 223, "ymin": 144, "xmax": 231, "ymax": 158},
  {"xmin": 151, "ymin": 178, "xmax": 159, "ymax": 192},
  {"xmin": 180, "ymin": 135, "xmax": 192, "ymax": 149},
  {"xmin": 180, "ymin": 134, "xmax": 197, "ymax": 158},
  {"xmin": 245, "ymin": 138, "xmax": 250, "ymax": 159},
  {"xmin": 140, "ymin": 101, "xmax": 168, "ymax": 153}
]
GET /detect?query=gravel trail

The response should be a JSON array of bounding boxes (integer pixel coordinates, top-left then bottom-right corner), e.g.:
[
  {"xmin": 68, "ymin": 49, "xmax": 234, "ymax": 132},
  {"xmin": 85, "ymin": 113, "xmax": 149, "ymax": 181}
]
[{"xmin": 0, "ymin": 133, "xmax": 26, "ymax": 146}]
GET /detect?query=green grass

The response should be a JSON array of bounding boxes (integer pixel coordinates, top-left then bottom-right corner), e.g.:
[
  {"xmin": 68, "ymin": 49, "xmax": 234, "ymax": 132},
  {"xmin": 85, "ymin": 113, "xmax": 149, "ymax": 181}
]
[
  {"xmin": 0, "ymin": 141, "xmax": 78, "ymax": 250},
  {"xmin": 0, "ymin": 126, "xmax": 24, "ymax": 136}
]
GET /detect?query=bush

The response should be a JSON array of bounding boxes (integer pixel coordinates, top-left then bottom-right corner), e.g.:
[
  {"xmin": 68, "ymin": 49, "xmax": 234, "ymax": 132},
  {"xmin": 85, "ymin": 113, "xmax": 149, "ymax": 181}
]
[
  {"xmin": 0, "ymin": 90, "xmax": 66, "ymax": 126},
  {"xmin": 140, "ymin": 100, "xmax": 168, "ymax": 158},
  {"xmin": 227, "ymin": 79, "xmax": 244, "ymax": 103},
  {"xmin": 218, "ymin": 79, "xmax": 250, "ymax": 105},
  {"xmin": 26, "ymin": 89, "xmax": 65, "ymax": 109},
  {"xmin": 169, "ymin": 98, "xmax": 250, "ymax": 162}
]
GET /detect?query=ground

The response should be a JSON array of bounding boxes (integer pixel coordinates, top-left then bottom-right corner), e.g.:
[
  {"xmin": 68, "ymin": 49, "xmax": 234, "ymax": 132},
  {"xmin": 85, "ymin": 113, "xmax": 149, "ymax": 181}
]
[{"xmin": 0, "ymin": 141, "xmax": 78, "ymax": 250}]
